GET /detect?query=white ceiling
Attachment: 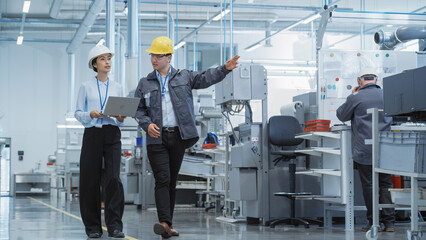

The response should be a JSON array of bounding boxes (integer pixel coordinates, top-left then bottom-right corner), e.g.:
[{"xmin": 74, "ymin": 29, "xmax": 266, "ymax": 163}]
[{"xmin": 1, "ymin": 0, "xmax": 426, "ymax": 43}]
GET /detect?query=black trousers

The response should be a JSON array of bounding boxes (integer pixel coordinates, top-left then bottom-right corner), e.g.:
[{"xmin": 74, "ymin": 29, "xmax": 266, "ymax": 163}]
[
  {"xmin": 147, "ymin": 128, "xmax": 188, "ymax": 226},
  {"xmin": 79, "ymin": 125, "xmax": 124, "ymax": 235},
  {"xmin": 354, "ymin": 162, "xmax": 395, "ymax": 226}
]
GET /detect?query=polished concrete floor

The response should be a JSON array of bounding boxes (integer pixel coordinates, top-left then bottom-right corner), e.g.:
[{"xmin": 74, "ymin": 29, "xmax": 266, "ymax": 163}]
[{"xmin": 0, "ymin": 195, "xmax": 423, "ymax": 240}]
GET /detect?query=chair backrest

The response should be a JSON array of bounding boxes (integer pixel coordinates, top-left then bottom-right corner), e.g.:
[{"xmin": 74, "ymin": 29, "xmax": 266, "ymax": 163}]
[{"xmin": 269, "ymin": 115, "xmax": 304, "ymax": 147}]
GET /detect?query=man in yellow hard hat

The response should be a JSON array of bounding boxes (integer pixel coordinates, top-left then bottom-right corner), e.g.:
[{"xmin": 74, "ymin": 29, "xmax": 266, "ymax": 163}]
[{"xmin": 135, "ymin": 36, "xmax": 239, "ymax": 238}]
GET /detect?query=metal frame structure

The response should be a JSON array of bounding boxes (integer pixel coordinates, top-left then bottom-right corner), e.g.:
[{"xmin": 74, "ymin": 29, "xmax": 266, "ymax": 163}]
[
  {"xmin": 367, "ymin": 108, "xmax": 425, "ymax": 240},
  {"xmin": 295, "ymin": 126, "xmax": 354, "ymax": 231}
]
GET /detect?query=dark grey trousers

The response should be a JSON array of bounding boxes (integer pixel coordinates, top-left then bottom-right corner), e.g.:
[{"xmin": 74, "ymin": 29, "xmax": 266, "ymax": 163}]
[
  {"xmin": 147, "ymin": 128, "xmax": 188, "ymax": 226},
  {"xmin": 355, "ymin": 161, "xmax": 395, "ymax": 226}
]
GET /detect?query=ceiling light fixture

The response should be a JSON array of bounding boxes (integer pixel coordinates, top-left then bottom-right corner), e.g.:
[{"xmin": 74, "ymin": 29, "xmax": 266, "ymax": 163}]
[
  {"xmin": 96, "ymin": 38, "xmax": 105, "ymax": 46},
  {"xmin": 174, "ymin": 41, "xmax": 186, "ymax": 50},
  {"xmin": 301, "ymin": 13, "xmax": 321, "ymax": 24},
  {"xmin": 22, "ymin": 1, "xmax": 31, "ymax": 13},
  {"xmin": 212, "ymin": 9, "xmax": 230, "ymax": 21},
  {"xmin": 245, "ymin": 43, "xmax": 262, "ymax": 52},
  {"xmin": 17, "ymin": 36, "xmax": 24, "ymax": 45}
]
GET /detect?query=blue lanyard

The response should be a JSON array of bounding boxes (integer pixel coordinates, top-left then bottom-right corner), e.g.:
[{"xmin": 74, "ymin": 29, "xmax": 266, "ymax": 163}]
[
  {"xmin": 161, "ymin": 74, "xmax": 169, "ymax": 96},
  {"xmin": 96, "ymin": 78, "xmax": 109, "ymax": 114}
]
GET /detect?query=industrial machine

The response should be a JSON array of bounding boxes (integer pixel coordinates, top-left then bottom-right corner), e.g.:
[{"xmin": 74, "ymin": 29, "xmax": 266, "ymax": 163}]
[{"xmin": 215, "ymin": 64, "xmax": 268, "ymax": 222}]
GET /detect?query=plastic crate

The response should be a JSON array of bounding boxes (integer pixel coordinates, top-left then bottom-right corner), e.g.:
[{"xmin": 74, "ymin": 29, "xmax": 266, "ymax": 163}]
[
  {"xmin": 379, "ymin": 132, "xmax": 426, "ymax": 173},
  {"xmin": 389, "ymin": 188, "xmax": 426, "ymax": 204}
]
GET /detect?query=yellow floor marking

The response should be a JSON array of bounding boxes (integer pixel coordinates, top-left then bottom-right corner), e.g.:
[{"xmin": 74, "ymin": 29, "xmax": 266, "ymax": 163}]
[{"xmin": 27, "ymin": 196, "xmax": 138, "ymax": 240}]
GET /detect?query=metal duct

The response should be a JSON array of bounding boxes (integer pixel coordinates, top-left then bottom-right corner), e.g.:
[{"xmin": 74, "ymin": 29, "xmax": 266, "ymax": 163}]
[
  {"xmin": 66, "ymin": 0, "xmax": 105, "ymax": 54},
  {"xmin": 128, "ymin": 0, "xmax": 138, "ymax": 58},
  {"xmin": 68, "ymin": 53, "xmax": 75, "ymax": 112},
  {"xmin": 49, "ymin": 0, "xmax": 64, "ymax": 19},
  {"xmin": 106, "ymin": 0, "xmax": 115, "ymax": 55},
  {"xmin": 374, "ymin": 26, "xmax": 426, "ymax": 50}
]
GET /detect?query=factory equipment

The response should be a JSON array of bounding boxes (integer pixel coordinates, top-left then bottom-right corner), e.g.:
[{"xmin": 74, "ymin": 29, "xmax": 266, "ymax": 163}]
[
  {"xmin": 215, "ymin": 64, "xmax": 268, "ymax": 222},
  {"xmin": 119, "ymin": 118, "xmax": 155, "ymax": 209},
  {"xmin": 54, "ymin": 116, "xmax": 84, "ymax": 199},
  {"xmin": 383, "ymin": 65, "xmax": 426, "ymax": 121}
]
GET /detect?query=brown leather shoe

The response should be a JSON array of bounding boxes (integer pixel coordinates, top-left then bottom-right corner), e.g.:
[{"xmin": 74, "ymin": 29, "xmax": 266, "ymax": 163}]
[
  {"xmin": 153, "ymin": 222, "xmax": 172, "ymax": 238},
  {"xmin": 170, "ymin": 227, "xmax": 179, "ymax": 236}
]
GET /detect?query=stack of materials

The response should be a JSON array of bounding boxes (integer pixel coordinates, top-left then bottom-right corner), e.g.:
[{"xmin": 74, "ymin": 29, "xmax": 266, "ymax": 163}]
[{"xmin": 304, "ymin": 119, "xmax": 330, "ymax": 132}]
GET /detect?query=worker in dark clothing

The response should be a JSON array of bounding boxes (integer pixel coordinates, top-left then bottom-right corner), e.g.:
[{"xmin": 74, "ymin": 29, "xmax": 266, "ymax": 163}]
[
  {"xmin": 336, "ymin": 68, "xmax": 395, "ymax": 232},
  {"xmin": 135, "ymin": 36, "xmax": 240, "ymax": 238}
]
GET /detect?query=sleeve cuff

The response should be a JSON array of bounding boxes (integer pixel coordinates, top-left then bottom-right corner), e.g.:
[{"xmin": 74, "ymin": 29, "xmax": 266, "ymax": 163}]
[{"xmin": 221, "ymin": 65, "xmax": 231, "ymax": 74}]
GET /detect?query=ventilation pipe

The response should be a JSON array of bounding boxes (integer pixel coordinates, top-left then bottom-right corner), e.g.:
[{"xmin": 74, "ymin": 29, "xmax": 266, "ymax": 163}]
[
  {"xmin": 374, "ymin": 26, "xmax": 426, "ymax": 50},
  {"xmin": 66, "ymin": 0, "xmax": 104, "ymax": 54},
  {"xmin": 126, "ymin": 0, "xmax": 139, "ymax": 93},
  {"xmin": 66, "ymin": 0, "xmax": 104, "ymax": 112}
]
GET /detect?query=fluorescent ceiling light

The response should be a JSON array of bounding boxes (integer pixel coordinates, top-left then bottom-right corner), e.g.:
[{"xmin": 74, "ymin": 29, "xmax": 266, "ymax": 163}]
[
  {"xmin": 301, "ymin": 13, "xmax": 321, "ymax": 24},
  {"xmin": 96, "ymin": 38, "xmax": 105, "ymax": 46},
  {"xmin": 174, "ymin": 41, "xmax": 186, "ymax": 50},
  {"xmin": 245, "ymin": 43, "xmax": 261, "ymax": 52},
  {"xmin": 22, "ymin": 1, "xmax": 31, "ymax": 13},
  {"xmin": 16, "ymin": 36, "xmax": 24, "ymax": 45},
  {"xmin": 212, "ymin": 9, "xmax": 230, "ymax": 21}
]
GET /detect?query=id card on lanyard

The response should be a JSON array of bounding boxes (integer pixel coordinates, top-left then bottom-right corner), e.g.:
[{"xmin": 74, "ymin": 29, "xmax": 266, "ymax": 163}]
[
  {"xmin": 161, "ymin": 74, "xmax": 169, "ymax": 110},
  {"xmin": 96, "ymin": 79, "xmax": 109, "ymax": 128}
]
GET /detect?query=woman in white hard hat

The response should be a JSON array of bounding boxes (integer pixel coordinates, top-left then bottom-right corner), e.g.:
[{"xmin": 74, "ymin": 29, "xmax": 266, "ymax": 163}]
[{"xmin": 75, "ymin": 44, "xmax": 126, "ymax": 239}]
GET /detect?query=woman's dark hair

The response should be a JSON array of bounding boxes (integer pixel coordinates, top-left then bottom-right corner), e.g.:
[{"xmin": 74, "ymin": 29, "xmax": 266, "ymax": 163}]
[{"xmin": 92, "ymin": 58, "xmax": 98, "ymax": 72}]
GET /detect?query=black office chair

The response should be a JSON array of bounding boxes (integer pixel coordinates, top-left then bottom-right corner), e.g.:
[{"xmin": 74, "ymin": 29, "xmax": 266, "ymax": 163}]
[{"xmin": 267, "ymin": 115, "xmax": 322, "ymax": 228}]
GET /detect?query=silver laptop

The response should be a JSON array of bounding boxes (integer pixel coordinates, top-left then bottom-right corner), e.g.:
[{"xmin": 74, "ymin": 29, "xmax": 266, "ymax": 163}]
[{"xmin": 102, "ymin": 96, "xmax": 140, "ymax": 117}]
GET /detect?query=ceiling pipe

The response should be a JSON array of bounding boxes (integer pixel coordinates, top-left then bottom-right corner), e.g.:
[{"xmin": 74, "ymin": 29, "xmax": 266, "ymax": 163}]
[
  {"xmin": 98, "ymin": 11, "xmax": 166, "ymax": 18},
  {"xmin": 374, "ymin": 26, "xmax": 426, "ymax": 50},
  {"xmin": 128, "ymin": 0, "xmax": 138, "ymax": 58},
  {"xmin": 139, "ymin": 0, "xmax": 321, "ymax": 11},
  {"xmin": 106, "ymin": 0, "xmax": 115, "ymax": 54},
  {"xmin": 66, "ymin": 0, "xmax": 105, "ymax": 54}
]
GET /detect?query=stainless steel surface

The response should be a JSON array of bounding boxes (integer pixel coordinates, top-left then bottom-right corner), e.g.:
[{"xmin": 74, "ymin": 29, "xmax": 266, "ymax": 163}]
[
  {"xmin": 14, "ymin": 174, "xmax": 50, "ymax": 183},
  {"xmin": 13, "ymin": 173, "xmax": 51, "ymax": 196}
]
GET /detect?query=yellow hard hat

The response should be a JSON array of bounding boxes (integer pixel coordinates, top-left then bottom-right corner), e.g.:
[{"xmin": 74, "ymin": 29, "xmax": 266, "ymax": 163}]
[{"xmin": 146, "ymin": 36, "xmax": 174, "ymax": 55}]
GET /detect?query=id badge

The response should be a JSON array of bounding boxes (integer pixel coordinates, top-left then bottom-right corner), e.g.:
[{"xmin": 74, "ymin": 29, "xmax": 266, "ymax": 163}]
[
  {"xmin": 95, "ymin": 118, "xmax": 103, "ymax": 128},
  {"xmin": 144, "ymin": 92, "xmax": 151, "ymax": 107}
]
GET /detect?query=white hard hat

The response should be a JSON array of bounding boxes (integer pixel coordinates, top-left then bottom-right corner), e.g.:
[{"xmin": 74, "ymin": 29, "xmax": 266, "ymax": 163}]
[
  {"xmin": 358, "ymin": 67, "xmax": 377, "ymax": 78},
  {"xmin": 88, "ymin": 45, "xmax": 114, "ymax": 69}
]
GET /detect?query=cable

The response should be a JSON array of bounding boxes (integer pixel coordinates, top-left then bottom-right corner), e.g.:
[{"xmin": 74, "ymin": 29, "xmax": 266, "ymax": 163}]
[{"xmin": 222, "ymin": 111, "xmax": 240, "ymax": 144}]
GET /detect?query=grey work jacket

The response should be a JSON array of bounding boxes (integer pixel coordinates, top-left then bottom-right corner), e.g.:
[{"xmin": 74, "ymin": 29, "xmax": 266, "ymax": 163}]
[
  {"xmin": 134, "ymin": 65, "xmax": 231, "ymax": 146},
  {"xmin": 336, "ymin": 83, "xmax": 392, "ymax": 165}
]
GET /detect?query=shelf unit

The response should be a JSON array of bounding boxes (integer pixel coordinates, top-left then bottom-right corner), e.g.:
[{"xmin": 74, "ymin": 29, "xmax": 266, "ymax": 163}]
[
  {"xmin": 295, "ymin": 126, "xmax": 355, "ymax": 231},
  {"xmin": 13, "ymin": 173, "xmax": 50, "ymax": 195}
]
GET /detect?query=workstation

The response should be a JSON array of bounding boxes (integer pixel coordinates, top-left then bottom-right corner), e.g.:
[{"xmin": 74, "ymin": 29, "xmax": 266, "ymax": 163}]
[{"xmin": 1, "ymin": 1, "xmax": 426, "ymax": 239}]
